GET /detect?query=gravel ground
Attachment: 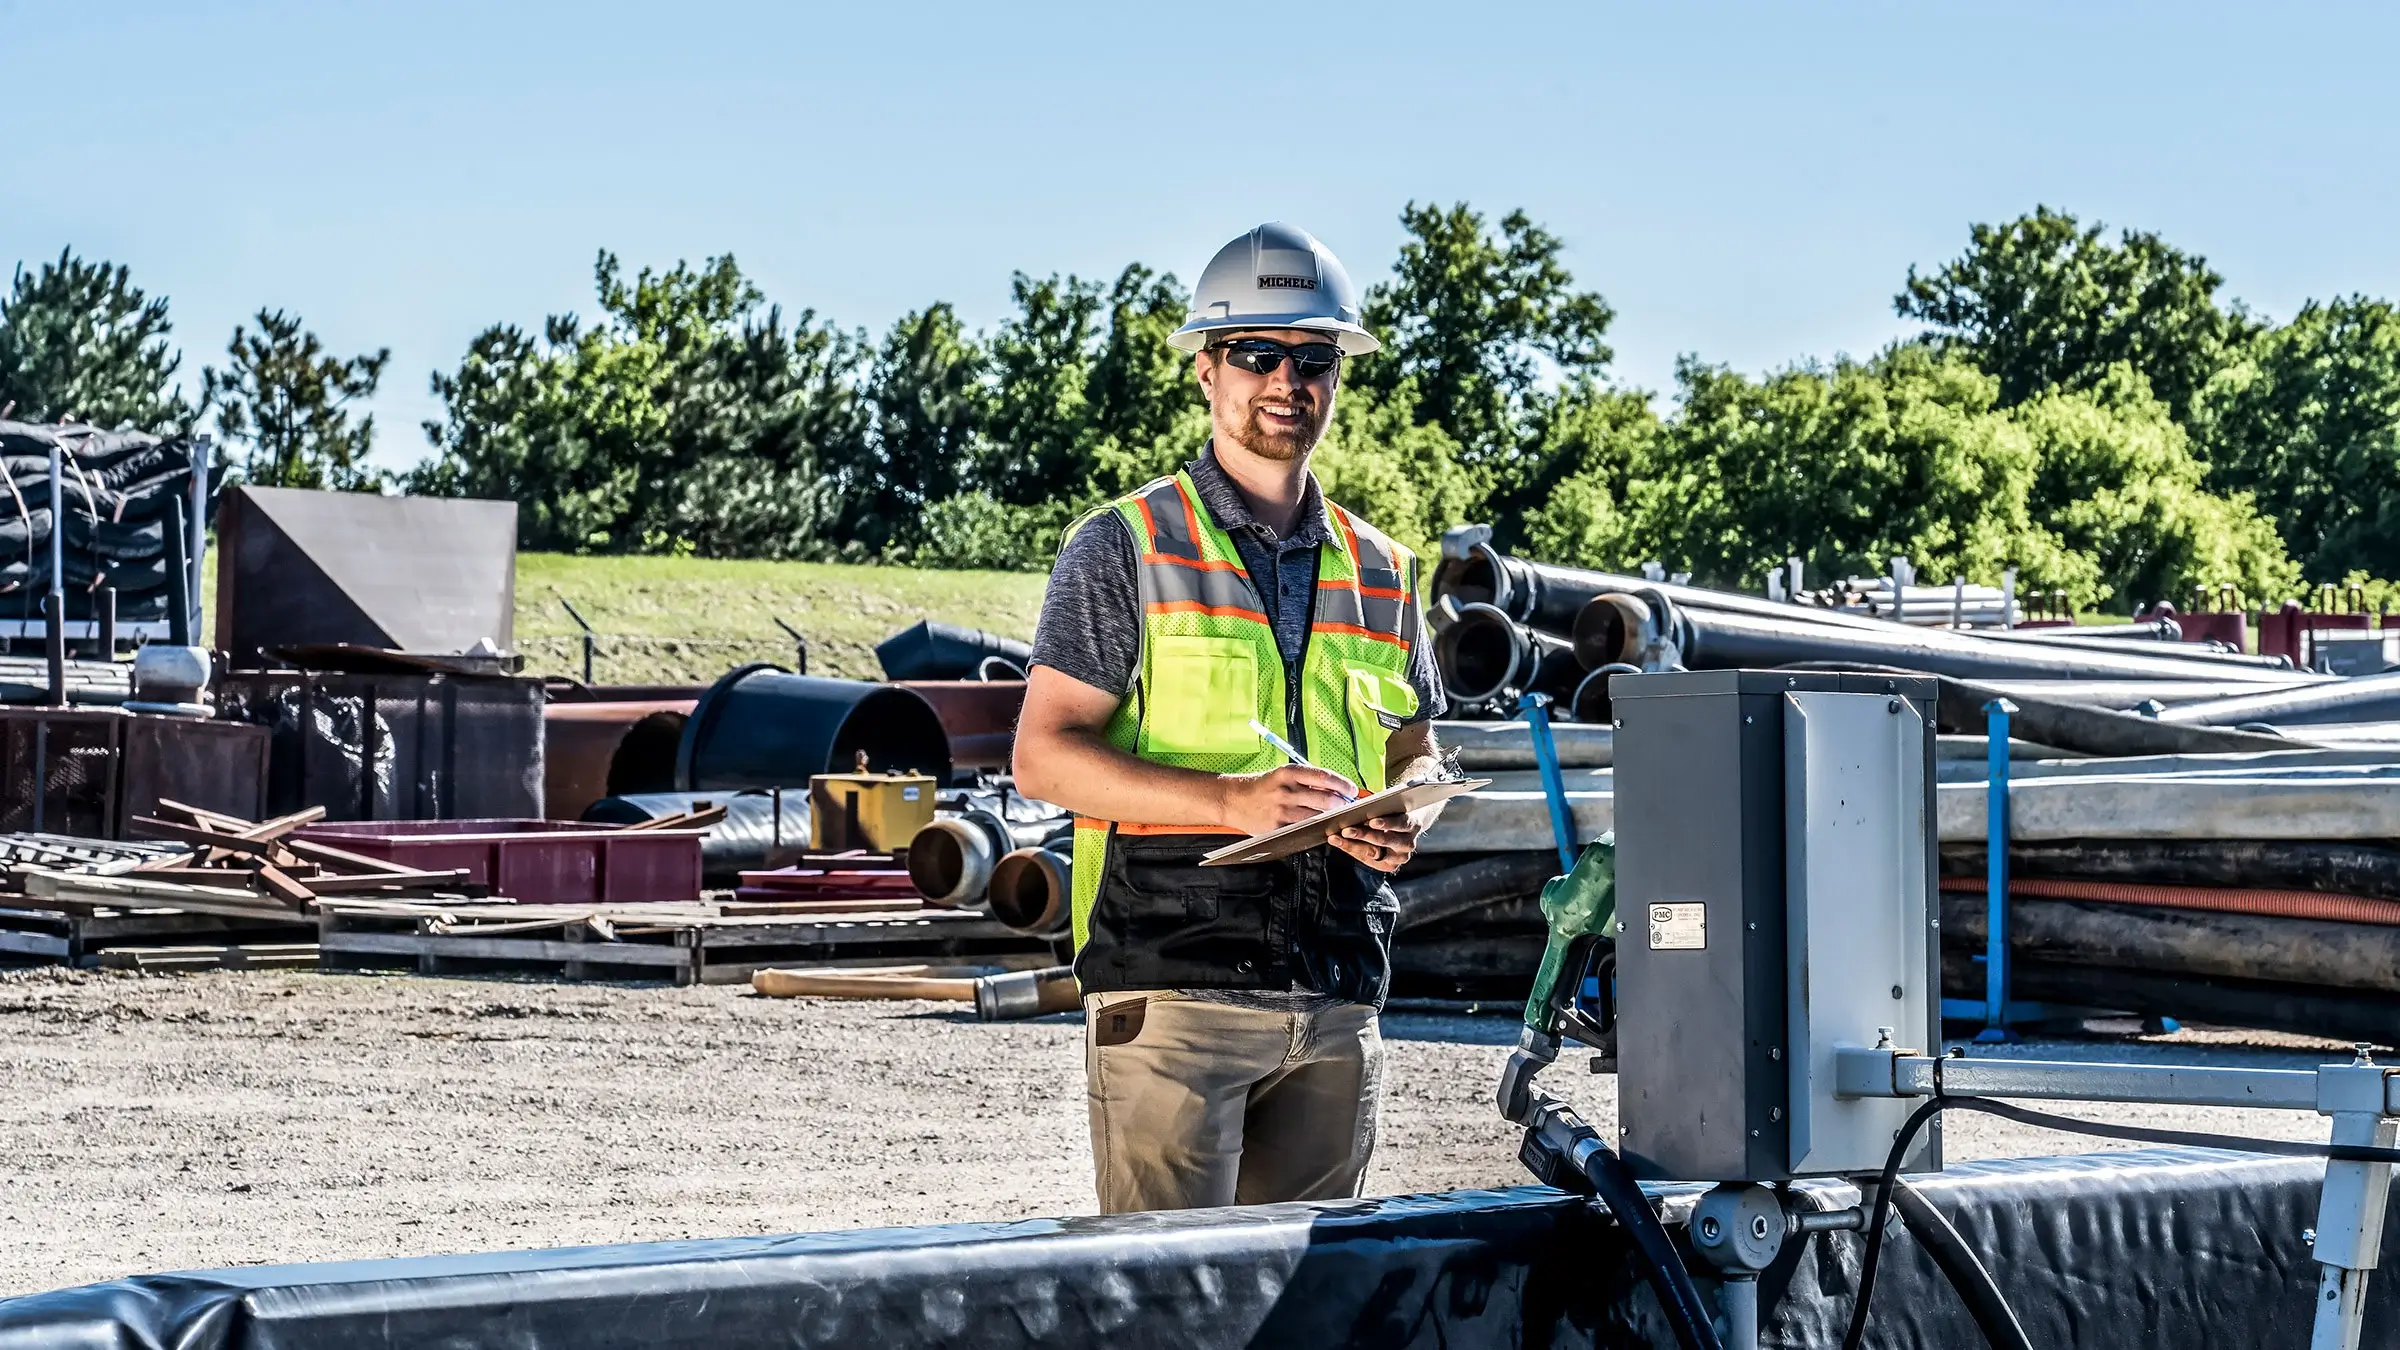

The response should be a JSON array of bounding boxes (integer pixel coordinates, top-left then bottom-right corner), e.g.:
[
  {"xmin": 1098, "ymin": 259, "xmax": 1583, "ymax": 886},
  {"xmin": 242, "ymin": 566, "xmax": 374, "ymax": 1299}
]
[{"xmin": 0, "ymin": 966, "xmax": 2365, "ymax": 1297}]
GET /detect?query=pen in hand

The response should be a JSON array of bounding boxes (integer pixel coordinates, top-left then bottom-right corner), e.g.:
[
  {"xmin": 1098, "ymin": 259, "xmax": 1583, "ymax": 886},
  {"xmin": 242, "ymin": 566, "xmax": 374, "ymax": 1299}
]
[{"xmin": 1249, "ymin": 719, "xmax": 1357, "ymax": 803}]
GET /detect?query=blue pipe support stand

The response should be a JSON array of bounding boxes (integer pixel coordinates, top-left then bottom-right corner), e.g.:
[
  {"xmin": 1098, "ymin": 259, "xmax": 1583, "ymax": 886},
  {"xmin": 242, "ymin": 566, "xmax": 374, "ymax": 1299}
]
[
  {"xmin": 1516, "ymin": 691, "xmax": 1578, "ymax": 874},
  {"xmin": 1976, "ymin": 697, "xmax": 2019, "ymax": 1044}
]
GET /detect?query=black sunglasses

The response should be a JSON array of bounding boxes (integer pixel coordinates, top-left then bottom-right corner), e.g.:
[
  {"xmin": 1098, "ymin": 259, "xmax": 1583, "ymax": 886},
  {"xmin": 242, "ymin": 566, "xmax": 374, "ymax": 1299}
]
[{"xmin": 1211, "ymin": 337, "xmax": 1344, "ymax": 380}]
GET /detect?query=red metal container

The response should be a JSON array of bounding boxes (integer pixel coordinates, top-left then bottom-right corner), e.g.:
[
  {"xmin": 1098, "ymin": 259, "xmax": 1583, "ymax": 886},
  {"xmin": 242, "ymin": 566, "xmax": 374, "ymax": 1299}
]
[{"xmin": 299, "ymin": 819, "xmax": 703, "ymax": 905}]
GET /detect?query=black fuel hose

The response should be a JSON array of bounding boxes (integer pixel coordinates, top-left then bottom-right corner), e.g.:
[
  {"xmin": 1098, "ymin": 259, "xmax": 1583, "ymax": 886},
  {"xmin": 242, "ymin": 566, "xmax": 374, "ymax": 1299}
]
[
  {"xmin": 1888, "ymin": 1178, "xmax": 2034, "ymax": 1350},
  {"xmin": 1576, "ymin": 1135, "xmax": 1726, "ymax": 1350},
  {"xmin": 1841, "ymin": 1095, "xmax": 2400, "ymax": 1350}
]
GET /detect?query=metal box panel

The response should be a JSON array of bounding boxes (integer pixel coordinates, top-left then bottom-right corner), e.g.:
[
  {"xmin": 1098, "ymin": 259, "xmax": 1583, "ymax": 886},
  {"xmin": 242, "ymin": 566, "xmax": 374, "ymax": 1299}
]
[
  {"xmin": 1783, "ymin": 691, "xmax": 1934, "ymax": 1175},
  {"xmin": 1612, "ymin": 669, "xmax": 1939, "ymax": 1184}
]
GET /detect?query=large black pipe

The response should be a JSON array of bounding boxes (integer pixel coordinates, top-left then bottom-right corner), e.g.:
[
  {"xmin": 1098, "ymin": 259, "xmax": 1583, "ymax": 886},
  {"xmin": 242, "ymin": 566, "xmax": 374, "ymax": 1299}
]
[
  {"xmin": 1988, "ymin": 619, "xmax": 2180, "ymax": 642},
  {"xmin": 875, "ymin": 621, "xmax": 1034, "ymax": 682},
  {"xmin": 1673, "ymin": 603, "xmax": 2313, "ymax": 686},
  {"xmin": 1434, "ymin": 603, "xmax": 1582, "ymax": 707},
  {"xmin": 582, "ymin": 788, "xmax": 807, "ymax": 882},
  {"xmin": 1941, "ymin": 838, "xmax": 2400, "ymax": 902},
  {"xmin": 2156, "ymin": 669, "xmax": 2400, "ymax": 728},
  {"xmin": 1392, "ymin": 852, "xmax": 1562, "ymax": 932},
  {"xmin": 1971, "ymin": 679, "xmax": 2309, "ymax": 711},
  {"xmin": 675, "ymin": 664, "xmax": 953, "ymax": 790}
]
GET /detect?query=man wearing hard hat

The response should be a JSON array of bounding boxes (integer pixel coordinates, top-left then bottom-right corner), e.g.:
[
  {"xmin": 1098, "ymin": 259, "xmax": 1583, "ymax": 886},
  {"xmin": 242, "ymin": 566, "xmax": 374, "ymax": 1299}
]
[{"xmin": 1015, "ymin": 223, "xmax": 1449, "ymax": 1213}]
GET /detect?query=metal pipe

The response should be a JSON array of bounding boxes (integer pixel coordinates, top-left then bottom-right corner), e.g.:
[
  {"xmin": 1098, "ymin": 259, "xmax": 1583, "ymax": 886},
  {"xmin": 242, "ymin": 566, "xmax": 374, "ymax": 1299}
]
[
  {"xmin": 1434, "ymin": 719, "xmax": 1613, "ymax": 770},
  {"xmin": 1940, "ymin": 890, "xmax": 2400, "ymax": 994},
  {"xmin": 1680, "ymin": 605, "xmax": 2313, "ymax": 685},
  {"xmin": 93, "ymin": 586, "xmax": 115, "ymax": 661},
  {"xmin": 1988, "ymin": 618, "xmax": 2182, "ymax": 643},
  {"xmin": 907, "ymin": 809, "xmax": 1064, "ymax": 909},
  {"xmin": 1971, "ymin": 678, "xmax": 2309, "ymax": 710},
  {"xmin": 2157, "ymin": 669, "xmax": 2400, "ymax": 728},
  {"xmin": 1434, "ymin": 603, "xmax": 1581, "ymax": 707},
  {"xmin": 1392, "ymin": 851, "xmax": 1561, "ymax": 931},
  {"xmin": 1941, "ymin": 838, "xmax": 2400, "ymax": 902},
  {"xmin": 161, "ymin": 499, "xmax": 193, "ymax": 647},
  {"xmin": 988, "ymin": 846, "xmax": 1072, "ymax": 936},
  {"xmin": 41, "ymin": 593, "xmax": 64, "ymax": 706}
]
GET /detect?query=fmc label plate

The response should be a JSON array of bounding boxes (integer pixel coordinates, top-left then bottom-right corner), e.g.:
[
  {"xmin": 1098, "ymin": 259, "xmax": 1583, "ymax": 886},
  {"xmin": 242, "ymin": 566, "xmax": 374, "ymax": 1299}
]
[{"xmin": 1648, "ymin": 902, "xmax": 1706, "ymax": 950}]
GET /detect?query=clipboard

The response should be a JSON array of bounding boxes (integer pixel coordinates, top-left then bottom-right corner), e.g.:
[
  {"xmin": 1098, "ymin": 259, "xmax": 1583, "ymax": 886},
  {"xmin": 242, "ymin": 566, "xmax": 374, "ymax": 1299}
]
[{"xmin": 1198, "ymin": 777, "xmax": 1492, "ymax": 867}]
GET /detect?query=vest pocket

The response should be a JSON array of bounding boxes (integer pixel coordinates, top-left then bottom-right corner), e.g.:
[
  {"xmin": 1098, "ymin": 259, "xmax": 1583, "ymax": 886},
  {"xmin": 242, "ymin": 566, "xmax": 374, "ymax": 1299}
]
[
  {"xmin": 1342, "ymin": 665, "xmax": 1418, "ymax": 794},
  {"xmin": 1143, "ymin": 636, "xmax": 1262, "ymax": 758}
]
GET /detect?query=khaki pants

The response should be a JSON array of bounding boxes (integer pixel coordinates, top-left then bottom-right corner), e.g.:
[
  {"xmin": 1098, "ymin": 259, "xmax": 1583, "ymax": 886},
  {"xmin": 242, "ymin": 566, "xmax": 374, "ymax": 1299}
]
[{"xmin": 1084, "ymin": 992, "xmax": 1383, "ymax": 1214}]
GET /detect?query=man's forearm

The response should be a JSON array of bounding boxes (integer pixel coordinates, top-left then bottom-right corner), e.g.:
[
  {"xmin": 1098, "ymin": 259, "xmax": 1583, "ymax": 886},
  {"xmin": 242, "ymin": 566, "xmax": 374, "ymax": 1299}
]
[{"xmin": 1015, "ymin": 726, "xmax": 1232, "ymax": 828}]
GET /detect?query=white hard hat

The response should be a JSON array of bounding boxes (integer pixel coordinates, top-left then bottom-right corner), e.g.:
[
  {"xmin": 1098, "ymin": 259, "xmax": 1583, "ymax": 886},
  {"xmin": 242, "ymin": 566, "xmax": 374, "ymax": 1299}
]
[{"xmin": 1169, "ymin": 222, "xmax": 1380, "ymax": 357}]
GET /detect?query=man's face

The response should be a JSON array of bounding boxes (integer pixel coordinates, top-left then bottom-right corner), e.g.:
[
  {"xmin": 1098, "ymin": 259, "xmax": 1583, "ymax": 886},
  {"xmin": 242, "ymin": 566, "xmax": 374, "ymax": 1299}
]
[{"xmin": 1195, "ymin": 327, "xmax": 1340, "ymax": 463}]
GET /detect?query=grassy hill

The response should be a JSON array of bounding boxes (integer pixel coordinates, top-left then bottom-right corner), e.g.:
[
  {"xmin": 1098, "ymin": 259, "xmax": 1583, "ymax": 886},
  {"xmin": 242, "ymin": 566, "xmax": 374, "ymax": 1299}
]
[{"xmin": 512, "ymin": 554, "xmax": 1049, "ymax": 685}]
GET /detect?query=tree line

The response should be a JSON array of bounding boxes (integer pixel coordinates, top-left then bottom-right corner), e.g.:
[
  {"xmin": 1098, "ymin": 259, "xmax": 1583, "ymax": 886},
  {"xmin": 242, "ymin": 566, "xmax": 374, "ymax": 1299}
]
[{"xmin": 5, "ymin": 204, "xmax": 2397, "ymax": 612}]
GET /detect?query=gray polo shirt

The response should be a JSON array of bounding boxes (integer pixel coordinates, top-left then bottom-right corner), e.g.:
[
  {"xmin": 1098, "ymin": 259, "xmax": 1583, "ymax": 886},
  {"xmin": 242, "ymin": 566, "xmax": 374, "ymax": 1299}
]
[{"xmin": 1029, "ymin": 446, "xmax": 1446, "ymax": 1008}]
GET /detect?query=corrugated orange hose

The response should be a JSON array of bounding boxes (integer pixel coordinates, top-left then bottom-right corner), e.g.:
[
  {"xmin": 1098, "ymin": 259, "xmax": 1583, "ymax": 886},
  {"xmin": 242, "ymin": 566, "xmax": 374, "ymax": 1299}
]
[{"xmin": 1940, "ymin": 874, "xmax": 2400, "ymax": 927}]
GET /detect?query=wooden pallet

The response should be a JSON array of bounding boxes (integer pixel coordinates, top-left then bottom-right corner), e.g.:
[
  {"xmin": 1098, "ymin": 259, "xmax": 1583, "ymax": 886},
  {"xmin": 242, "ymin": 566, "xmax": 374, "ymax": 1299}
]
[
  {"xmin": 0, "ymin": 902, "xmax": 316, "ymax": 966},
  {"xmin": 314, "ymin": 901, "xmax": 1055, "ymax": 986}
]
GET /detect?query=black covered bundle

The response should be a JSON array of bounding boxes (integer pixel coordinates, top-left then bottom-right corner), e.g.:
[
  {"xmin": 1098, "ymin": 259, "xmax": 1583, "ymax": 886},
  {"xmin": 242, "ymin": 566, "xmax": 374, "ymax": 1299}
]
[{"xmin": 0, "ymin": 420, "xmax": 199, "ymax": 624}]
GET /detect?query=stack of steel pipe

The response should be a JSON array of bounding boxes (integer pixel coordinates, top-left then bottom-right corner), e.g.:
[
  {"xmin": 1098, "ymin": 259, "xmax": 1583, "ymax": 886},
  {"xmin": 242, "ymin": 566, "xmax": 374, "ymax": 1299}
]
[{"xmin": 1428, "ymin": 541, "xmax": 2318, "ymax": 724}]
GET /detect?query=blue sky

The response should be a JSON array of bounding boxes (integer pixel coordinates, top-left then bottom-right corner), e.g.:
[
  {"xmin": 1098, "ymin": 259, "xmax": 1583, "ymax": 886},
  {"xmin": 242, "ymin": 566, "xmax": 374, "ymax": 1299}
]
[{"xmin": 6, "ymin": 1, "xmax": 2397, "ymax": 472}]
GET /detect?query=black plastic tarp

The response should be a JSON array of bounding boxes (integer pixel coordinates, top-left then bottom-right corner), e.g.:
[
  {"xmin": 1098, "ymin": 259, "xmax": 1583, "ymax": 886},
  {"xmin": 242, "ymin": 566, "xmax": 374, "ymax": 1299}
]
[{"xmin": 0, "ymin": 1149, "xmax": 2390, "ymax": 1348}]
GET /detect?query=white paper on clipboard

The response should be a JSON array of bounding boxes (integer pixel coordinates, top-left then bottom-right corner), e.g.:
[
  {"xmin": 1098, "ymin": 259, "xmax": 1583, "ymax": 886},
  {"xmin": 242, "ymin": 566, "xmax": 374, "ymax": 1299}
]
[{"xmin": 1197, "ymin": 777, "xmax": 1492, "ymax": 867}]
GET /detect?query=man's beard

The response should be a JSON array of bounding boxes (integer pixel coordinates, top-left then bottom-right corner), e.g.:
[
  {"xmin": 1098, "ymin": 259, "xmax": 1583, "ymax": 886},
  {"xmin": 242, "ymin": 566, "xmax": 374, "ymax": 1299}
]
[{"xmin": 1230, "ymin": 396, "xmax": 1326, "ymax": 462}]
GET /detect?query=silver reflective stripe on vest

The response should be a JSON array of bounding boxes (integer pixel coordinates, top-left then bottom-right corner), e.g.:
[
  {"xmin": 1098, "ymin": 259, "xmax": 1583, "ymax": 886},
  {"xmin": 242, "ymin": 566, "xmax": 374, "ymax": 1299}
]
[
  {"xmin": 1136, "ymin": 480, "xmax": 1203, "ymax": 561},
  {"xmin": 1149, "ymin": 559, "xmax": 1266, "ymax": 614}
]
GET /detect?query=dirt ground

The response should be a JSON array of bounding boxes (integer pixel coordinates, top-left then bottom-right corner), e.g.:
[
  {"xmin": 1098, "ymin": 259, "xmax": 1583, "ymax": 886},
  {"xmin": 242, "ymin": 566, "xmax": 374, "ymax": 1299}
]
[{"xmin": 0, "ymin": 966, "xmax": 2360, "ymax": 1298}]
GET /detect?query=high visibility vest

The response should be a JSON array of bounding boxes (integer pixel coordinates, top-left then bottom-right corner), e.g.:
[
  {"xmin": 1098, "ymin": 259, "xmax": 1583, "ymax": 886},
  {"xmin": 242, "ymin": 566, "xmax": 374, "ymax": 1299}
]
[{"xmin": 1067, "ymin": 469, "xmax": 1420, "ymax": 954}]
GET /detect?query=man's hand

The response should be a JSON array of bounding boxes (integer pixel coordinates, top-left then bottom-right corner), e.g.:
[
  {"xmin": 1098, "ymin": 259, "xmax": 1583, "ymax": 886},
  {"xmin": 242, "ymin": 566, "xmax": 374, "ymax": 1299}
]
[
  {"xmin": 1330, "ymin": 811, "xmax": 1426, "ymax": 874},
  {"xmin": 1217, "ymin": 765, "xmax": 1357, "ymax": 837}
]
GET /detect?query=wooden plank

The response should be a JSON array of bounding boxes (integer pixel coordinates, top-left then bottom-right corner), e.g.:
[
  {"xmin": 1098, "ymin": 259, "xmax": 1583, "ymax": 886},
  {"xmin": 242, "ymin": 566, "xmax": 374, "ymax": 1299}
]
[
  {"xmin": 130, "ymin": 817, "xmax": 287, "ymax": 859},
  {"xmin": 24, "ymin": 871, "xmax": 311, "ymax": 923},
  {"xmin": 93, "ymin": 943, "xmax": 320, "ymax": 972},
  {"xmin": 252, "ymin": 864, "xmax": 317, "ymax": 909},
  {"xmin": 316, "ymin": 930, "xmax": 694, "ymax": 968}
]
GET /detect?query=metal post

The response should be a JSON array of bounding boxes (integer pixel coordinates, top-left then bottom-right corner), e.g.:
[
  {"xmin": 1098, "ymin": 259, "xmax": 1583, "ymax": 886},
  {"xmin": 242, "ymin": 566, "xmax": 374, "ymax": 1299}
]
[
  {"xmin": 1517, "ymin": 691, "xmax": 1577, "ymax": 873},
  {"xmin": 774, "ymin": 617, "xmax": 809, "ymax": 676},
  {"xmin": 94, "ymin": 585, "xmax": 115, "ymax": 660},
  {"xmin": 2311, "ymin": 1047, "xmax": 2398, "ymax": 1350},
  {"xmin": 2002, "ymin": 567, "xmax": 2018, "ymax": 629},
  {"xmin": 1979, "ymin": 698, "xmax": 2018, "ymax": 1043},
  {"xmin": 560, "ymin": 597, "xmax": 596, "ymax": 685},
  {"xmin": 1951, "ymin": 575, "xmax": 1966, "ymax": 629},
  {"xmin": 187, "ymin": 434, "xmax": 210, "ymax": 641},
  {"xmin": 1786, "ymin": 557, "xmax": 1804, "ymax": 604}
]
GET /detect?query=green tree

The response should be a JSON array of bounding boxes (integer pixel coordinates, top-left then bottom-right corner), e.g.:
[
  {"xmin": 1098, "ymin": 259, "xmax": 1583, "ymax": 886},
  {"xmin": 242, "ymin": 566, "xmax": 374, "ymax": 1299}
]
[
  {"xmin": 203, "ymin": 309, "xmax": 391, "ymax": 490},
  {"xmin": 1356, "ymin": 202, "xmax": 1614, "ymax": 478},
  {"xmin": 1897, "ymin": 206, "xmax": 2256, "ymax": 418},
  {"xmin": 2015, "ymin": 365, "xmax": 2299, "ymax": 608},
  {"xmin": 840, "ymin": 304, "xmax": 986, "ymax": 552},
  {"xmin": 974, "ymin": 263, "xmax": 1200, "ymax": 509},
  {"xmin": 413, "ymin": 251, "xmax": 869, "ymax": 554},
  {"xmin": 0, "ymin": 249, "xmax": 192, "ymax": 430},
  {"xmin": 2197, "ymin": 296, "xmax": 2400, "ymax": 580},
  {"xmin": 1636, "ymin": 347, "xmax": 2098, "ymax": 599},
  {"xmin": 1515, "ymin": 383, "xmax": 1669, "ymax": 568},
  {"xmin": 975, "ymin": 272, "xmax": 1103, "ymax": 507}
]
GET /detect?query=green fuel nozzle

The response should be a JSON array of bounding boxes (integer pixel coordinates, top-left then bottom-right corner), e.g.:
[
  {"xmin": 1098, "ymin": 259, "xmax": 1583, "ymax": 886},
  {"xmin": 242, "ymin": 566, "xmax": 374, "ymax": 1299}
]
[{"xmin": 1499, "ymin": 835, "xmax": 1618, "ymax": 1124}]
